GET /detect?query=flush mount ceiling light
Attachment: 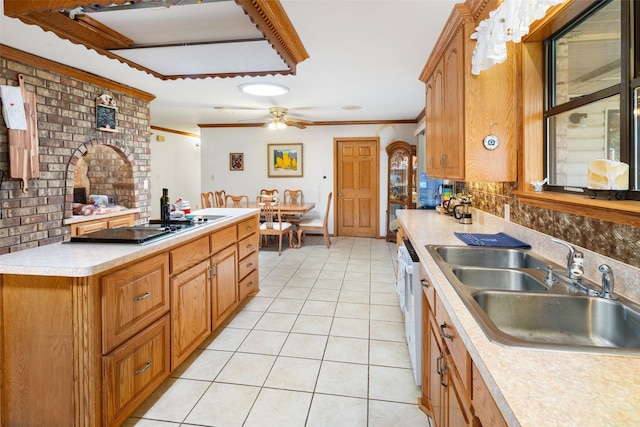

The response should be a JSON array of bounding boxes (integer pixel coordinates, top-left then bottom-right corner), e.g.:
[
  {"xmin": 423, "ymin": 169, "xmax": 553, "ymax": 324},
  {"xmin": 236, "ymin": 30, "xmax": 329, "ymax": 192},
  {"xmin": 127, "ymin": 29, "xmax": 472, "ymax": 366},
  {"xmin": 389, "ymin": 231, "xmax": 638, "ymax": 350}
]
[{"xmin": 239, "ymin": 83, "xmax": 289, "ymax": 97}]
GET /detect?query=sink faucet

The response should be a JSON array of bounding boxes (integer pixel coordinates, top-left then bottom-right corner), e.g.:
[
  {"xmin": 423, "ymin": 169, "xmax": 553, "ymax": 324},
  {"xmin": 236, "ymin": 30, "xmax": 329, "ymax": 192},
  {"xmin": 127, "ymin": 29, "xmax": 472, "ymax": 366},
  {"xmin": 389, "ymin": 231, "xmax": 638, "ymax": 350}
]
[
  {"xmin": 599, "ymin": 264, "xmax": 618, "ymax": 300},
  {"xmin": 550, "ymin": 238, "xmax": 584, "ymax": 281}
]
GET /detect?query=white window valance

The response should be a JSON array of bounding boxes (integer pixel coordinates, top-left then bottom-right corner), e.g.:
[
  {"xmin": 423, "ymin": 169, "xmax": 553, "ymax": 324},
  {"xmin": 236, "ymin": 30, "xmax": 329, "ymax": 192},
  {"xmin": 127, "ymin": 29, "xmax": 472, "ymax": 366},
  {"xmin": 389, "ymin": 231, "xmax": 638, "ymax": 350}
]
[{"xmin": 471, "ymin": 0, "xmax": 567, "ymax": 75}]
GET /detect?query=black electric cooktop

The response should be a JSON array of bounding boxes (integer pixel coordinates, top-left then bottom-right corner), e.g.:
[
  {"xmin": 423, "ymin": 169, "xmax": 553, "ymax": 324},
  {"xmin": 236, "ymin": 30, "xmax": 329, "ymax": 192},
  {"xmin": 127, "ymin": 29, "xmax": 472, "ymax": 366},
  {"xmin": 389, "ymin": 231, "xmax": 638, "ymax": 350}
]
[{"xmin": 70, "ymin": 227, "xmax": 172, "ymax": 244}]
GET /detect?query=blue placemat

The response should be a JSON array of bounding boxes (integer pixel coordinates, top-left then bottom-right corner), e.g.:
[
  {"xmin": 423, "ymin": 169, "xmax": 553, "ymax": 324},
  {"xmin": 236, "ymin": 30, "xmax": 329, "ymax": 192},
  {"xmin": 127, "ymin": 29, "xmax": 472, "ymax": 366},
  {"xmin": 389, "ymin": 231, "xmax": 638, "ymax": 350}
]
[{"xmin": 454, "ymin": 232, "xmax": 531, "ymax": 249}]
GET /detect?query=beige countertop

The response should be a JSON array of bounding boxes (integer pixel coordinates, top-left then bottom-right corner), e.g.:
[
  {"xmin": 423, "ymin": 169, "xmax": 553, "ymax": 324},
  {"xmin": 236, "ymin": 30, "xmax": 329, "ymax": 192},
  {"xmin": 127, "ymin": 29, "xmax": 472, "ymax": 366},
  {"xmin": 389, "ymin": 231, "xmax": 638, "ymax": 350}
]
[
  {"xmin": 397, "ymin": 208, "xmax": 640, "ymax": 427},
  {"xmin": 0, "ymin": 208, "xmax": 258, "ymax": 277}
]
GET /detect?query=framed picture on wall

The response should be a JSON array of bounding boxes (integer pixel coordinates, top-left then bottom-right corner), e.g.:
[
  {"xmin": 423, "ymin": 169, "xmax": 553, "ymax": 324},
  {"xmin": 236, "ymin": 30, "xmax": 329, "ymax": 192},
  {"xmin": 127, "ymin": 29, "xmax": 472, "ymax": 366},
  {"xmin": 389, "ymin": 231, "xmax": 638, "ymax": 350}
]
[
  {"xmin": 267, "ymin": 143, "xmax": 303, "ymax": 177},
  {"xmin": 230, "ymin": 152, "xmax": 244, "ymax": 171}
]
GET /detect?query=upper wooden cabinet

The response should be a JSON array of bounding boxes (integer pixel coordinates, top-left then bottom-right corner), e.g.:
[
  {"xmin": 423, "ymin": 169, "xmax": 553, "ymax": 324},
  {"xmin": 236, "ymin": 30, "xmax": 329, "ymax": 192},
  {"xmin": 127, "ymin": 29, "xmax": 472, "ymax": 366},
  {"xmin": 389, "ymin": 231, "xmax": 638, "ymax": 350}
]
[{"xmin": 420, "ymin": 3, "xmax": 517, "ymax": 182}]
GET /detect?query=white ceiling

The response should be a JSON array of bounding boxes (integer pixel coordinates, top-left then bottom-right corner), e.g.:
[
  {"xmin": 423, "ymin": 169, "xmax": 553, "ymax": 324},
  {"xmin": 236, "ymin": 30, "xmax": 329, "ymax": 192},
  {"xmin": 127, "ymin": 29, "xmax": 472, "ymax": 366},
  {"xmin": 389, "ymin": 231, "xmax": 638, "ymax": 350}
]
[{"xmin": 1, "ymin": 0, "xmax": 461, "ymax": 135}]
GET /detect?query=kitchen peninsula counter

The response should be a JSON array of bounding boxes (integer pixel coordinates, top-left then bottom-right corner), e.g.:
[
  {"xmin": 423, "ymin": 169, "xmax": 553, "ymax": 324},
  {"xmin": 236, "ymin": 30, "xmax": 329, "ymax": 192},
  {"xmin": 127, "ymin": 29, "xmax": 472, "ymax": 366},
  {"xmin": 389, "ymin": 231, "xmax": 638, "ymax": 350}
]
[
  {"xmin": 0, "ymin": 207, "xmax": 260, "ymax": 426},
  {"xmin": 0, "ymin": 208, "xmax": 257, "ymax": 277},
  {"xmin": 397, "ymin": 209, "xmax": 640, "ymax": 427}
]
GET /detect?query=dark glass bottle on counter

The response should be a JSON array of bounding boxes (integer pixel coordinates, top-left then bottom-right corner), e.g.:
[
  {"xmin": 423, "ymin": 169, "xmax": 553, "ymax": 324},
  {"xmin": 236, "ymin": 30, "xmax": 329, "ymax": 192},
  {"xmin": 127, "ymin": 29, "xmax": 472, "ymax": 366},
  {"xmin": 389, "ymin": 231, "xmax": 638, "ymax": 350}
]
[{"xmin": 160, "ymin": 188, "xmax": 170, "ymax": 220}]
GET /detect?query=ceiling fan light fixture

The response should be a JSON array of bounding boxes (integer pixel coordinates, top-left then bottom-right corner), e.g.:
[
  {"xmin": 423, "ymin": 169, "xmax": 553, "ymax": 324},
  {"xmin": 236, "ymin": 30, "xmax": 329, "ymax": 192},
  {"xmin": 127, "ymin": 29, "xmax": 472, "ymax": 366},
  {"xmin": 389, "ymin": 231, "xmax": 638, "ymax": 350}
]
[
  {"xmin": 268, "ymin": 119, "xmax": 287, "ymax": 130},
  {"xmin": 239, "ymin": 83, "xmax": 289, "ymax": 97}
]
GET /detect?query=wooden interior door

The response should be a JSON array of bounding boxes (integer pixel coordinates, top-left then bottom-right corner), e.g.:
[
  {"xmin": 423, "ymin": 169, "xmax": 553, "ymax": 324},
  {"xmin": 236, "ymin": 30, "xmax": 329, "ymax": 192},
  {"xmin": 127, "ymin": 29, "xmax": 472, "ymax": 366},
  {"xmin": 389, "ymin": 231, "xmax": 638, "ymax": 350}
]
[{"xmin": 334, "ymin": 137, "xmax": 379, "ymax": 237}]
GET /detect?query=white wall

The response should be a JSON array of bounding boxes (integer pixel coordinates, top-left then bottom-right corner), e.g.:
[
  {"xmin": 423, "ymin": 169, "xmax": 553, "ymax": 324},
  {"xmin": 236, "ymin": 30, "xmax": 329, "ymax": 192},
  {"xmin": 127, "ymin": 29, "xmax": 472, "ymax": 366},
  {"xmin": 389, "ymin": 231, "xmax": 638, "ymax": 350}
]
[
  {"xmin": 198, "ymin": 123, "xmax": 418, "ymax": 236},
  {"xmin": 149, "ymin": 131, "xmax": 202, "ymax": 219}
]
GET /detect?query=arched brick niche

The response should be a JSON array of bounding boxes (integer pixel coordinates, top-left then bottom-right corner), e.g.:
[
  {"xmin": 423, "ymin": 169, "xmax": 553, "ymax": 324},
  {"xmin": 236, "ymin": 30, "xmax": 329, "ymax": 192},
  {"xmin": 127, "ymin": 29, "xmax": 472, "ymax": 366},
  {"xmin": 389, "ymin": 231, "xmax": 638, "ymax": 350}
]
[{"xmin": 65, "ymin": 137, "xmax": 136, "ymax": 219}]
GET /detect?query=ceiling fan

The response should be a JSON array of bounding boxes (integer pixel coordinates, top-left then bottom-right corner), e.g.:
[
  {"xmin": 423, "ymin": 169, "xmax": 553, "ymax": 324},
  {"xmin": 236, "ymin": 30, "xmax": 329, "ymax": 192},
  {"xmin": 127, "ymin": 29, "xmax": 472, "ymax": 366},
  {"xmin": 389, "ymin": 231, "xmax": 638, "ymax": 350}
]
[
  {"xmin": 214, "ymin": 106, "xmax": 313, "ymax": 129},
  {"xmin": 265, "ymin": 107, "xmax": 312, "ymax": 129}
]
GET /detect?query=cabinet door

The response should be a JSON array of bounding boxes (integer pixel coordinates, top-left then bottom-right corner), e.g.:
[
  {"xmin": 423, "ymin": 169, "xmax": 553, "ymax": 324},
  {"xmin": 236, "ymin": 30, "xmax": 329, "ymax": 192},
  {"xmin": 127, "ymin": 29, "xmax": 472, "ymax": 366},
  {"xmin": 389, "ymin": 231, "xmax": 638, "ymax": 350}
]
[
  {"xmin": 170, "ymin": 259, "xmax": 212, "ymax": 368},
  {"xmin": 211, "ymin": 244, "xmax": 238, "ymax": 328},
  {"xmin": 445, "ymin": 350, "xmax": 473, "ymax": 427},
  {"xmin": 442, "ymin": 29, "xmax": 464, "ymax": 180},
  {"xmin": 426, "ymin": 63, "xmax": 445, "ymax": 178},
  {"xmin": 427, "ymin": 311, "xmax": 445, "ymax": 427}
]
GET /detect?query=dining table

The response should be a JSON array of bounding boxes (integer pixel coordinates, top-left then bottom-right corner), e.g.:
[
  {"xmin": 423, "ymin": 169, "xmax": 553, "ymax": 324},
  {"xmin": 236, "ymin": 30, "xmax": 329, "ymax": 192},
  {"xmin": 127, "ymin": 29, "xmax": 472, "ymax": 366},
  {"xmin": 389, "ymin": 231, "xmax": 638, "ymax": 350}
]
[{"xmin": 249, "ymin": 201, "xmax": 316, "ymax": 216}]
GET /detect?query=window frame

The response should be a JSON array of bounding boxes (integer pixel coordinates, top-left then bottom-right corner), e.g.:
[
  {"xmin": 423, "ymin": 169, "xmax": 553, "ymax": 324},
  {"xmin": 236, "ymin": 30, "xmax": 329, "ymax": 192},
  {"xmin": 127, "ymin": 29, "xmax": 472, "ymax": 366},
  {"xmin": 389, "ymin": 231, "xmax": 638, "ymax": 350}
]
[{"xmin": 542, "ymin": 0, "xmax": 637, "ymax": 197}]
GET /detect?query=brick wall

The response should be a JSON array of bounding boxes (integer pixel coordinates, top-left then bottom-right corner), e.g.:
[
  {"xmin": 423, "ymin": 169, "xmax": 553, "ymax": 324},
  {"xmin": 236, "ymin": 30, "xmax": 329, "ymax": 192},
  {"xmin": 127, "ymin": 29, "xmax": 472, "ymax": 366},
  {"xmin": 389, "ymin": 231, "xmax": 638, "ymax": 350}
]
[{"xmin": 0, "ymin": 53, "xmax": 153, "ymax": 254}]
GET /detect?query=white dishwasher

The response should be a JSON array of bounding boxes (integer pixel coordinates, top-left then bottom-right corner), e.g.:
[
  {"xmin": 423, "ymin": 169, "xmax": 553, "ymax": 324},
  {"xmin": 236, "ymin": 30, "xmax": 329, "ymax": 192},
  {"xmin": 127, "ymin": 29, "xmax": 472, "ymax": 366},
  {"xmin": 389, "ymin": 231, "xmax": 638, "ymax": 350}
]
[{"xmin": 397, "ymin": 238, "xmax": 422, "ymax": 387}]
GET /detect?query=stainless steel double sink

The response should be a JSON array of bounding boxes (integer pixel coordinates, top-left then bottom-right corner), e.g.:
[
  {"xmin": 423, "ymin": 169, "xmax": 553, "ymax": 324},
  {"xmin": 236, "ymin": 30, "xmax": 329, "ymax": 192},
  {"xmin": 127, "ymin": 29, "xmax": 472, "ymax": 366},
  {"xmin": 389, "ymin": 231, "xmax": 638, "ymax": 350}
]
[{"xmin": 427, "ymin": 245, "xmax": 640, "ymax": 354}]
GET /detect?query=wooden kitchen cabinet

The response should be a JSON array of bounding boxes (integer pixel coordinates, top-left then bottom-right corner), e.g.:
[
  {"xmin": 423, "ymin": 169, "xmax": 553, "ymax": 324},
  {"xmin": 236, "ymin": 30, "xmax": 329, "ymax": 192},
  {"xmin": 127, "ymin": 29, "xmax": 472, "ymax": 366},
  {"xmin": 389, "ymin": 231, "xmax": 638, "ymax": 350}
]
[
  {"xmin": 1, "ymin": 213, "xmax": 260, "ymax": 426},
  {"xmin": 102, "ymin": 253, "xmax": 170, "ymax": 354},
  {"xmin": 70, "ymin": 212, "xmax": 135, "ymax": 236},
  {"xmin": 211, "ymin": 244, "xmax": 239, "ymax": 328},
  {"xmin": 419, "ymin": 3, "xmax": 517, "ymax": 182},
  {"xmin": 170, "ymin": 259, "xmax": 212, "ymax": 368},
  {"xmin": 472, "ymin": 363, "xmax": 508, "ymax": 427},
  {"xmin": 103, "ymin": 314, "xmax": 171, "ymax": 427},
  {"xmin": 421, "ymin": 288, "xmax": 473, "ymax": 427}
]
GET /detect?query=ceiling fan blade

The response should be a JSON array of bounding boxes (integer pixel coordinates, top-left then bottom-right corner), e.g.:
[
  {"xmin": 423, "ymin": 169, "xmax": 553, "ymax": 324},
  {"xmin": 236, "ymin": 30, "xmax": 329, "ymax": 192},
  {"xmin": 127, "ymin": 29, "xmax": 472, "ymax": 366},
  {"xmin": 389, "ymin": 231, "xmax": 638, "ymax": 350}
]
[
  {"xmin": 214, "ymin": 106, "xmax": 265, "ymax": 114},
  {"xmin": 284, "ymin": 119, "xmax": 307, "ymax": 129}
]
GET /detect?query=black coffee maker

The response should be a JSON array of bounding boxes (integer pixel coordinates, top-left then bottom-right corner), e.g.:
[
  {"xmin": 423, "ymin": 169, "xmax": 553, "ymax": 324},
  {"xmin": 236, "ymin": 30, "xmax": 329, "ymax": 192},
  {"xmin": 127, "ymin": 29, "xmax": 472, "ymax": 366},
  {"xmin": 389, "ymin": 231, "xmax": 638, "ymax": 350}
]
[{"xmin": 454, "ymin": 196, "xmax": 472, "ymax": 224}]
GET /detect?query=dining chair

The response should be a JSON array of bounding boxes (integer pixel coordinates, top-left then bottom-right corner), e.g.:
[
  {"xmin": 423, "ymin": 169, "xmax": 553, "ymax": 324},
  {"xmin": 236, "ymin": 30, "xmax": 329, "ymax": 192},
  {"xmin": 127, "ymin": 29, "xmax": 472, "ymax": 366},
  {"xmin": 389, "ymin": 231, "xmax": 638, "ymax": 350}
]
[
  {"xmin": 297, "ymin": 192, "xmax": 332, "ymax": 248},
  {"xmin": 214, "ymin": 190, "xmax": 227, "ymax": 207},
  {"xmin": 260, "ymin": 189, "xmax": 279, "ymax": 197},
  {"xmin": 258, "ymin": 199, "xmax": 293, "ymax": 256},
  {"xmin": 283, "ymin": 189, "xmax": 304, "ymax": 204},
  {"xmin": 225, "ymin": 194, "xmax": 249, "ymax": 208},
  {"xmin": 283, "ymin": 189, "xmax": 304, "ymax": 224},
  {"xmin": 201, "ymin": 191, "xmax": 215, "ymax": 208}
]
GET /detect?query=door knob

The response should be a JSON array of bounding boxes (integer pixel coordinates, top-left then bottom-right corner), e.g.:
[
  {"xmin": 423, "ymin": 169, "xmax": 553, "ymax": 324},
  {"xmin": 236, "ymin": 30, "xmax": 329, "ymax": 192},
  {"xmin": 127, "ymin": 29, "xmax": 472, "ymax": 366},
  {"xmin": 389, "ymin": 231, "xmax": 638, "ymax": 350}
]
[{"xmin": 338, "ymin": 192, "xmax": 343, "ymax": 197}]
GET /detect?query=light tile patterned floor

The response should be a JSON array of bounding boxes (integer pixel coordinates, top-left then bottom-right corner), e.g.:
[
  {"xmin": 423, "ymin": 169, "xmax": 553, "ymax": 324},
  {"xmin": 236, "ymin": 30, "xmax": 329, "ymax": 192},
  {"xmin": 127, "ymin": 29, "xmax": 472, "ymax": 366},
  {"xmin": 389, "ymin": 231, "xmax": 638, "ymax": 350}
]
[{"xmin": 124, "ymin": 236, "xmax": 430, "ymax": 427}]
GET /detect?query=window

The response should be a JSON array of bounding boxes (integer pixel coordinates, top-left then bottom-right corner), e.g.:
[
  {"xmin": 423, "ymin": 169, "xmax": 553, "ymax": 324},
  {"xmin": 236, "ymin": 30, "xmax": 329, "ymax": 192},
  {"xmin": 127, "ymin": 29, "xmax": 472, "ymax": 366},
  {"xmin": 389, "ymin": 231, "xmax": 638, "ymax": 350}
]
[{"xmin": 545, "ymin": 0, "xmax": 639, "ymax": 194}]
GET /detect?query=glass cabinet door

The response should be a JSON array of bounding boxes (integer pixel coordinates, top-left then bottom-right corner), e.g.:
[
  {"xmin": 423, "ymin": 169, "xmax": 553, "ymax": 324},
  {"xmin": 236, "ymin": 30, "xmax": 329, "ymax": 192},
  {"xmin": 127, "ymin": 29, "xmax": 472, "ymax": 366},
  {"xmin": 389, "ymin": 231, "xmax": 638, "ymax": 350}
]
[
  {"xmin": 389, "ymin": 150, "xmax": 410, "ymax": 204},
  {"xmin": 386, "ymin": 141, "xmax": 416, "ymax": 241}
]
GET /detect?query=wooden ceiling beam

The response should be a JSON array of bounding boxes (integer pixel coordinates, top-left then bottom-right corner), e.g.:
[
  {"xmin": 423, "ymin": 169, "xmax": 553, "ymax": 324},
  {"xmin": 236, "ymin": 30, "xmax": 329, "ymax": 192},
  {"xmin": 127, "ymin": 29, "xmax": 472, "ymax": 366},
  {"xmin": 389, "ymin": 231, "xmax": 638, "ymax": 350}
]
[{"xmin": 4, "ymin": 0, "xmax": 309, "ymax": 80}]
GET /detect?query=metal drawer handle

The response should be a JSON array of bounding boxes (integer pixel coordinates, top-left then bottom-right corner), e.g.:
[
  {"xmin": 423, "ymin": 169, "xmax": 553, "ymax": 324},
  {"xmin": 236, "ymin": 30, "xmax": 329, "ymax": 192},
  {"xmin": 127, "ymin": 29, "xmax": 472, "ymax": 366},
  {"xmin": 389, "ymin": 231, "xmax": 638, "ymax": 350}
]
[
  {"xmin": 246, "ymin": 281, "xmax": 254, "ymax": 287},
  {"xmin": 440, "ymin": 322, "xmax": 453, "ymax": 341},
  {"xmin": 134, "ymin": 360, "xmax": 152, "ymax": 376},
  {"xmin": 246, "ymin": 226, "xmax": 252, "ymax": 231},
  {"xmin": 134, "ymin": 291, "xmax": 150, "ymax": 302},
  {"xmin": 420, "ymin": 279, "xmax": 429, "ymax": 288},
  {"xmin": 246, "ymin": 262, "xmax": 253, "ymax": 268},
  {"xmin": 246, "ymin": 244, "xmax": 253, "ymax": 249}
]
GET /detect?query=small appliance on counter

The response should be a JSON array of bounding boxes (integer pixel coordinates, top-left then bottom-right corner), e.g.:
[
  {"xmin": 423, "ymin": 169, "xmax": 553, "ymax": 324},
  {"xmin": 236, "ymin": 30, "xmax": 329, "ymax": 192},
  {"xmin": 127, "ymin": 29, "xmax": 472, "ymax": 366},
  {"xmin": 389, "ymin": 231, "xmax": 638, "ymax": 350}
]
[{"xmin": 453, "ymin": 195, "xmax": 473, "ymax": 224}]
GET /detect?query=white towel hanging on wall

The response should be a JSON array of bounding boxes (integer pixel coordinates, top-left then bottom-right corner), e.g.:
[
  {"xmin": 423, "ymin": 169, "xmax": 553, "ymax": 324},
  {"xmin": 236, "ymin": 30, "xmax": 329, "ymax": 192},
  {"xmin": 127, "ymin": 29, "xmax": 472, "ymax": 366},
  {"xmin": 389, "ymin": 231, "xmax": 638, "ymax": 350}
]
[{"xmin": 0, "ymin": 85, "xmax": 27, "ymax": 130}]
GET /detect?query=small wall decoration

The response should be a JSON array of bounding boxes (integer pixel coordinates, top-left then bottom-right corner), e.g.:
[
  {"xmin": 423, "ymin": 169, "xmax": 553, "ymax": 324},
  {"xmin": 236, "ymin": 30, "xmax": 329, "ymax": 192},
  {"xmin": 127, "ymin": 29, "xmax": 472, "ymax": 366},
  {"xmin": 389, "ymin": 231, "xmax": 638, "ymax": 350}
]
[
  {"xmin": 268, "ymin": 143, "xmax": 303, "ymax": 177},
  {"xmin": 96, "ymin": 94, "xmax": 117, "ymax": 132},
  {"xmin": 230, "ymin": 152, "xmax": 244, "ymax": 171}
]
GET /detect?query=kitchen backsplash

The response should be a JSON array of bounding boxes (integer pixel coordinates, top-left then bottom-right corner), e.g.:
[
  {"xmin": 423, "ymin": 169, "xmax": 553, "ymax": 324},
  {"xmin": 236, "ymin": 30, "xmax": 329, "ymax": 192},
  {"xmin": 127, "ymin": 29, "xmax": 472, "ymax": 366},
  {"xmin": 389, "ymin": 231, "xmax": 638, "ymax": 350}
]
[{"xmin": 462, "ymin": 181, "xmax": 640, "ymax": 268}]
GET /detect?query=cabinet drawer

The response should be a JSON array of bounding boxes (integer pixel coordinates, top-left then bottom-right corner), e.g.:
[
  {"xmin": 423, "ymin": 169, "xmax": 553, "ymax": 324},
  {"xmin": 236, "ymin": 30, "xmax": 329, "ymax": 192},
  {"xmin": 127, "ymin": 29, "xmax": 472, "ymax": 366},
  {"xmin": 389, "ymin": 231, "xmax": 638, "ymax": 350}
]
[
  {"xmin": 238, "ymin": 250, "xmax": 258, "ymax": 280},
  {"xmin": 435, "ymin": 293, "xmax": 471, "ymax": 393},
  {"xmin": 421, "ymin": 264, "xmax": 435, "ymax": 311},
  {"xmin": 103, "ymin": 314, "xmax": 171, "ymax": 427},
  {"xmin": 238, "ymin": 233, "xmax": 258, "ymax": 260},
  {"xmin": 239, "ymin": 269, "xmax": 259, "ymax": 301},
  {"xmin": 237, "ymin": 216, "xmax": 258, "ymax": 240},
  {"xmin": 170, "ymin": 236, "xmax": 210, "ymax": 273},
  {"xmin": 210, "ymin": 225, "xmax": 237, "ymax": 255},
  {"xmin": 102, "ymin": 254, "xmax": 170, "ymax": 354},
  {"xmin": 108, "ymin": 215, "xmax": 134, "ymax": 228},
  {"xmin": 76, "ymin": 220, "xmax": 108, "ymax": 235}
]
